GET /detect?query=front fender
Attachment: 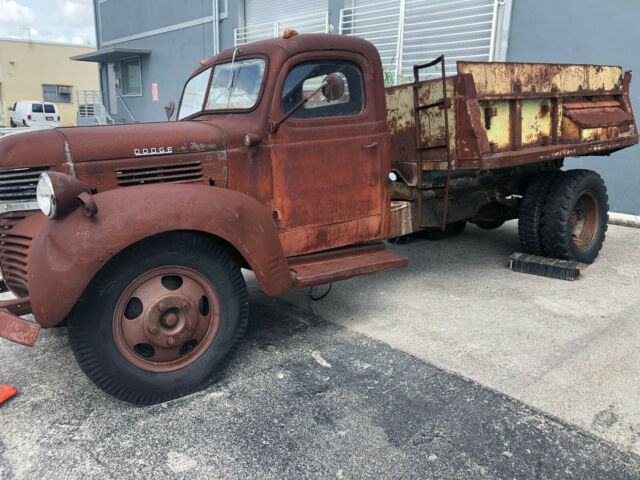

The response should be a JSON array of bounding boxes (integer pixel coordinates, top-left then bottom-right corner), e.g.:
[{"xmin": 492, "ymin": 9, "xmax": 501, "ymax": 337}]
[{"xmin": 27, "ymin": 184, "xmax": 293, "ymax": 327}]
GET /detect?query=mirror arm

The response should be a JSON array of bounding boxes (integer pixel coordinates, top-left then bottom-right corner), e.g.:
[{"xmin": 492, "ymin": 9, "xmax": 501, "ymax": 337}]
[{"xmin": 270, "ymin": 80, "xmax": 327, "ymax": 134}]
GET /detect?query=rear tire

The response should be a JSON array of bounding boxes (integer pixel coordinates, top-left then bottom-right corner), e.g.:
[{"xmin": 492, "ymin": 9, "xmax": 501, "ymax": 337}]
[
  {"xmin": 416, "ymin": 221, "xmax": 466, "ymax": 240},
  {"xmin": 518, "ymin": 171, "xmax": 560, "ymax": 255},
  {"xmin": 541, "ymin": 170, "xmax": 608, "ymax": 263},
  {"xmin": 10, "ymin": 120, "xmax": 16, "ymax": 128},
  {"xmin": 68, "ymin": 232, "xmax": 248, "ymax": 405}
]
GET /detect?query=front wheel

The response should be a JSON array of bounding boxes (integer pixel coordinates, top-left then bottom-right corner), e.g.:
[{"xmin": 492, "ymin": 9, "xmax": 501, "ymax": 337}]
[{"xmin": 68, "ymin": 232, "xmax": 248, "ymax": 405}]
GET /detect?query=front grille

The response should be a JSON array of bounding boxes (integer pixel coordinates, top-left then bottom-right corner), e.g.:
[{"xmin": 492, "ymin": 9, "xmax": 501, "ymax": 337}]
[
  {"xmin": 0, "ymin": 166, "xmax": 50, "ymax": 203},
  {"xmin": 0, "ymin": 213, "xmax": 32, "ymax": 296},
  {"xmin": 116, "ymin": 161, "xmax": 203, "ymax": 186}
]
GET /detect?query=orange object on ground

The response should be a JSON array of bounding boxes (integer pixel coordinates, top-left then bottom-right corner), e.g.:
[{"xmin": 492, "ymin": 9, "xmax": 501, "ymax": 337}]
[{"xmin": 0, "ymin": 385, "xmax": 17, "ymax": 404}]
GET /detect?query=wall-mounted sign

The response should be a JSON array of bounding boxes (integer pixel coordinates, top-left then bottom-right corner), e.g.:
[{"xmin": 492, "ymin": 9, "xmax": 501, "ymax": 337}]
[{"xmin": 152, "ymin": 83, "xmax": 159, "ymax": 102}]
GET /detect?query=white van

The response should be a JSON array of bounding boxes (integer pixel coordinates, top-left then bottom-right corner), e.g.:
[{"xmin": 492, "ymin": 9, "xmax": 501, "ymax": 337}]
[{"xmin": 9, "ymin": 101, "xmax": 61, "ymax": 128}]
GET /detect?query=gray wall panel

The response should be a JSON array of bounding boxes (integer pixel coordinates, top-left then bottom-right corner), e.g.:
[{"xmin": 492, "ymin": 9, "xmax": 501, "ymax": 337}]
[
  {"xmin": 507, "ymin": 0, "xmax": 640, "ymax": 214},
  {"xmin": 99, "ymin": 0, "xmax": 212, "ymax": 43},
  {"xmin": 109, "ymin": 24, "xmax": 216, "ymax": 123}
]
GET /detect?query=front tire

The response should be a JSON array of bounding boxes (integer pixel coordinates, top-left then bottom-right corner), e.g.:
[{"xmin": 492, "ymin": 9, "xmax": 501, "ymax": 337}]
[
  {"xmin": 68, "ymin": 232, "xmax": 248, "ymax": 405},
  {"xmin": 541, "ymin": 170, "xmax": 608, "ymax": 263}
]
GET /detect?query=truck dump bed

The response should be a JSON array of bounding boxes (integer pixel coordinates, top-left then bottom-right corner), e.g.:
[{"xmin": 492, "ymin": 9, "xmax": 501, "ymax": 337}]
[{"xmin": 386, "ymin": 60, "xmax": 638, "ymax": 186}]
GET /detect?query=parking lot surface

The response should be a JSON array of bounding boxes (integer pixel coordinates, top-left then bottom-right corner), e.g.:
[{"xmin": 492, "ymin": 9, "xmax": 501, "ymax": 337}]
[
  {"xmin": 279, "ymin": 221, "xmax": 640, "ymax": 455},
  {"xmin": 1, "ymin": 221, "xmax": 639, "ymax": 478}
]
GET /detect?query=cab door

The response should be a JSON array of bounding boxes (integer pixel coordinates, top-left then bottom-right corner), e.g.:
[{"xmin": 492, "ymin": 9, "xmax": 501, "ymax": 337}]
[{"xmin": 270, "ymin": 53, "xmax": 390, "ymax": 257}]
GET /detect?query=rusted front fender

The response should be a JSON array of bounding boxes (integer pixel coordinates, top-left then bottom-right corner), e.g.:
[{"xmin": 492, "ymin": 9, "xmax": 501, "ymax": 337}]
[{"xmin": 27, "ymin": 184, "xmax": 293, "ymax": 328}]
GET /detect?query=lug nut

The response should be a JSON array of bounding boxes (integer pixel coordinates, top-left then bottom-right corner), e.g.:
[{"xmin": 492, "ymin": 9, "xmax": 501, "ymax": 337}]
[
  {"xmin": 158, "ymin": 302, "xmax": 167, "ymax": 311},
  {"xmin": 167, "ymin": 337, "xmax": 175, "ymax": 346},
  {"xmin": 150, "ymin": 326, "xmax": 159, "ymax": 334},
  {"xmin": 186, "ymin": 321, "xmax": 195, "ymax": 331},
  {"xmin": 181, "ymin": 302, "xmax": 188, "ymax": 310}
]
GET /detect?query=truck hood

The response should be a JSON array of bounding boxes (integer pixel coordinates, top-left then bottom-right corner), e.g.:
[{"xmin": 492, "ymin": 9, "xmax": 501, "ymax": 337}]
[{"xmin": 0, "ymin": 121, "xmax": 226, "ymax": 170}]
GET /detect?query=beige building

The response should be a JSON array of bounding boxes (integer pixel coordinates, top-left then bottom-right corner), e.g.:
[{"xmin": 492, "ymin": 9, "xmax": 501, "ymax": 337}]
[{"xmin": 0, "ymin": 39, "xmax": 99, "ymax": 127}]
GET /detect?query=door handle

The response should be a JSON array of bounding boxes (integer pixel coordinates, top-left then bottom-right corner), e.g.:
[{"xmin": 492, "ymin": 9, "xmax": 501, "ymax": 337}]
[{"xmin": 362, "ymin": 142, "xmax": 378, "ymax": 150}]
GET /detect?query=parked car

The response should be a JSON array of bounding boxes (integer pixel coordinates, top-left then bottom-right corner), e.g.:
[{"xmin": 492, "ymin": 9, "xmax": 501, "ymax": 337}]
[{"xmin": 9, "ymin": 101, "xmax": 60, "ymax": 128}]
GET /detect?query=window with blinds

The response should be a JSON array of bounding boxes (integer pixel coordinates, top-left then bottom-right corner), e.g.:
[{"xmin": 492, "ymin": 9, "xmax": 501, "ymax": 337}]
[{"xmin": 43, "ymin": 84, "xmax": 72, "ymax": 103}]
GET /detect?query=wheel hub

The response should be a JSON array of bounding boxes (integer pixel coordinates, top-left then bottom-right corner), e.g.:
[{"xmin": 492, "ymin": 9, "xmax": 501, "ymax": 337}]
[
  {"xmin": 142, "ymin": 295, "xmax": 199, "ymax": 348},
  {"xmin": 112, "ymin": 266, "xmax": 221, "ymax": 372},
  {"xmin": 572, "ymin": 190, "xmax": 599, "ymax": 249}
]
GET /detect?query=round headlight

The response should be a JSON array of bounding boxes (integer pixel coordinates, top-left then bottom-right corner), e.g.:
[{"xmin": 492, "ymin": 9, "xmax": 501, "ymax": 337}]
[{"xmin": 36, "ymin": 172, "xmax": 56, "ymax": 217}]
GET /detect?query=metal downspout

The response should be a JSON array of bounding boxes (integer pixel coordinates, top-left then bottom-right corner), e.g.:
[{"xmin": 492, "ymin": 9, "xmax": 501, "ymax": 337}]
[{"xmin": 213, "ymin": 0, "xmax": 220, "ymax": 55}]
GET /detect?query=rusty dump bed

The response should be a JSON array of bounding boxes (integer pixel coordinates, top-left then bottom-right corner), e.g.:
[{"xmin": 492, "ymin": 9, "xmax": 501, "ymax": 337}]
[{"xmin": 386, "ymin": 61, "xmax": 638, "ymax": 185}]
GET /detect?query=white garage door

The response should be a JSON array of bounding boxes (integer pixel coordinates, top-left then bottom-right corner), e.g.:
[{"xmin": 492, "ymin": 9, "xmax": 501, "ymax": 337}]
[
  {"xmin": 341, "ymin": 0, "xmax": 510, "ymax": 83},
  {"xmin": 236, "ymin": 0, "xmax": 329, "ymax": 45}
]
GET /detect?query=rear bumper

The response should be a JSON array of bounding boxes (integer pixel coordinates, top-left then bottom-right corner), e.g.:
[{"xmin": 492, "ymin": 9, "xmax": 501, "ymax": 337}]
[{"xmin": 0, "ymin": 297, "xmax": 39, "ymax": 347}]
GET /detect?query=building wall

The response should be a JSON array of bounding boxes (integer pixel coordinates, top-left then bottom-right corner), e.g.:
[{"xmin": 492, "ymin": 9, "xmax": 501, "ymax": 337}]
[
  {"xmin": 94, "ymin": 0, "xmax": 239, "ymax": 123},
  {"xmin": 507, "ymin": 0, "xmax": 640, "ymax": 215},
  {"xmin": 0, "ymin": 40, "xmax": 99, "ymax": 127}
]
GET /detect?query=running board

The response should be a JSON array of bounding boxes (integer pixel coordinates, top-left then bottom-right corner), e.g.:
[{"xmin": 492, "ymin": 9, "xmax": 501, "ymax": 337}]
[{"xmin": 289, "ymin": 243, "xmax": 408, "ymax": 288}]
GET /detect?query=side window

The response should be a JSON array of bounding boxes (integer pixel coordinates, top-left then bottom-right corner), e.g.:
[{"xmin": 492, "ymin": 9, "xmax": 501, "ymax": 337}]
[
  {"xmin": 32, "ymin": 103, "xmax": 44, "ymax": 113},
  {"xmin": 121, "ymin": 57, "xmax": 142, "ymax": 96},
  {"xmin": 282, "ymin": 61, "xmax": 364, "ymax": 119}
]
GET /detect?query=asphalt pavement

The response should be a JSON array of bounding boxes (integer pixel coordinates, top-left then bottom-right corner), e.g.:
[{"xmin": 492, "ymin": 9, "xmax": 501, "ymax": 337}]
[{"xmin": 1, "ymin": 220, "xmax": 639, "ymax": 478}]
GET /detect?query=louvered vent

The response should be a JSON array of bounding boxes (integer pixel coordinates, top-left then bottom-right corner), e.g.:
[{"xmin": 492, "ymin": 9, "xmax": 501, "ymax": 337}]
[
  {"xmin": 116, "ymin": 162, "xmax": 203, "ymax": 187},
  {"xmin": 0, "ymin": 213, "xmax": 32, "ymax": 297},
  {"xmin": 0, "ymin": 166, "xmax": 50, "ymax": 203}
]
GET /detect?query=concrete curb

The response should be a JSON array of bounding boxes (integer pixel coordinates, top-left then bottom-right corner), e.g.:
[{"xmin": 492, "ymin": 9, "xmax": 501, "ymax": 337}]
[{"xmin": 609, "ymin": 212, "xmax": 640, "ymax": 229}]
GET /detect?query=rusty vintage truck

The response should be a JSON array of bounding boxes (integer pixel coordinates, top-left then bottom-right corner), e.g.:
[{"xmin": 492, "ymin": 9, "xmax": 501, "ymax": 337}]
[{"xmin": 0, "ymin": 33, "xmax": 636, "ymax": 404}]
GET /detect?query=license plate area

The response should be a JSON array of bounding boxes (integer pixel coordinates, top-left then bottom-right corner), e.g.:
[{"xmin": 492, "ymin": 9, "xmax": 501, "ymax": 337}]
[{"xmin": 46, "ymin": 116, "xmax": 54, "ymax": 121}]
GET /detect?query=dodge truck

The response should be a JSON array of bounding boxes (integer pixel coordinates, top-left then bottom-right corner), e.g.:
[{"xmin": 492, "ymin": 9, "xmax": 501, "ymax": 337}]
[{"xmin": 0, "ymin": 33, "xmax": 636, "ymax": 404}]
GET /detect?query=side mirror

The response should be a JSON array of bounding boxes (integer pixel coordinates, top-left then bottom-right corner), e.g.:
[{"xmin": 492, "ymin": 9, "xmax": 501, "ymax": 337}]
[
  {"xmin": 164, "ymin": 100, "xmax": 175, "ymax": 121},
  {"xmin": 270, "ymin": 74, "xmax": 345, "ymax": 134},
  {"xmin": 322, "ymin": 74, "xmax": 345, "ymax": 101},
  {"xmin": 7, "ymin": 107, "xmax": 12, "ymax": 111}
]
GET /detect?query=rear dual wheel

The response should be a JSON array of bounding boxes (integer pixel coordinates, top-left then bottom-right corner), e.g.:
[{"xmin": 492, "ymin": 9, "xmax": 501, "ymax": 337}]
[
  {"xmin": 518, "ymin": 170, "xmax": 608, "ymax": 263},
  {"xmin": 68, "ymin": 232, "xmax": 248, "ymax": 405},
  {"xmin": 541, "ymin": 170, "xmax": 608, "ymax": 263}
]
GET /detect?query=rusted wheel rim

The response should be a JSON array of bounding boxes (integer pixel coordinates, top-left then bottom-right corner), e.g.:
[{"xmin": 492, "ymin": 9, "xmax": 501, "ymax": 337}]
[
  {"xmin": 113, "ymin": 266, "xmax": 221, "ymax": 372},
  {"xmin": 572, "ymin": 190, "xmax": 599, "ymax": 250}
]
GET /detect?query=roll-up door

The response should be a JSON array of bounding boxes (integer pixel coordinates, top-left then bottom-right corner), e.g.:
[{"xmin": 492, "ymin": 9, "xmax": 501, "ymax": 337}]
[
  {"xmin": 340, "ymin": 0, "xmax": 506, "ymax": 83},
  {"xmin": 236, "ymin": 0, "xmax": 329, "ymax": 45}
]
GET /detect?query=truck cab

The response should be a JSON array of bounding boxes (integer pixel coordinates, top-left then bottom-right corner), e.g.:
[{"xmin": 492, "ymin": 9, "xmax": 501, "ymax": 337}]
[{"xmin": 176, "ymin": 33, "xmax": 393, "ymax": 257}]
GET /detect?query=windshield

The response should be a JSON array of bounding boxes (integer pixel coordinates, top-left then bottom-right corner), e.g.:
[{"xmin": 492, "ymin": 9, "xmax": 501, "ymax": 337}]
[
  {"xmin": 206, "ymin": 59, "xmax": 265, "ymax": 110},
  {"xmin": 178, "ymin": 68, "xmax": 211, "ymax": 119}
]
